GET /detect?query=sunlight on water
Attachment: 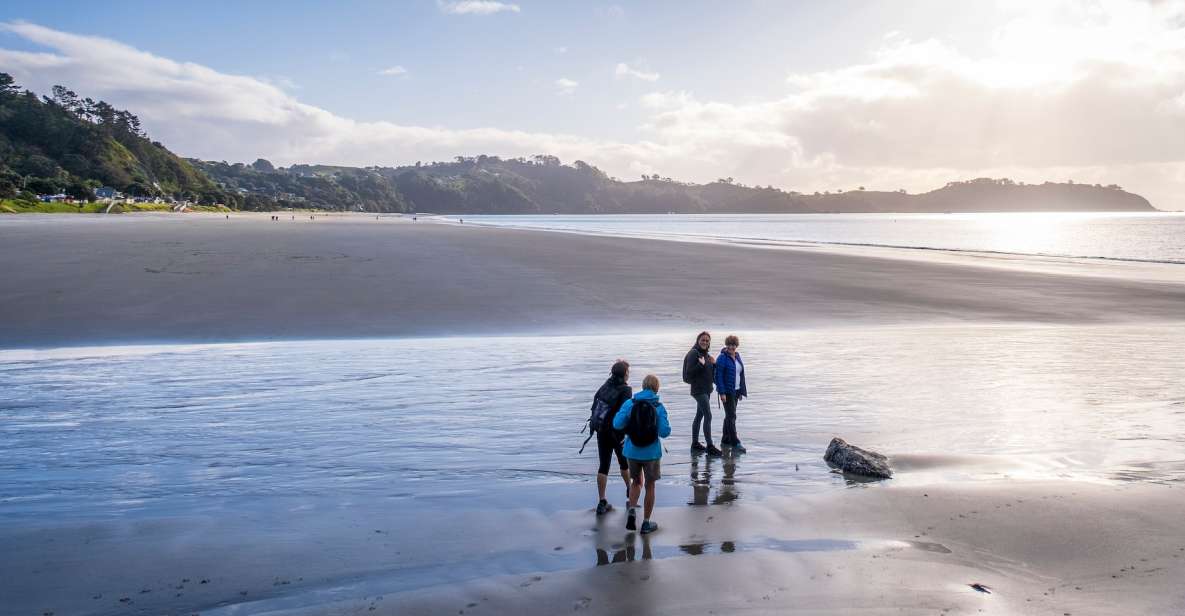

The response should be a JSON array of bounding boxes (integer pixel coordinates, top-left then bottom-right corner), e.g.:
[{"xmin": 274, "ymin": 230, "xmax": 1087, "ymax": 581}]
[
  {"xmin": 466, "ymin": 212, "xmax": 1185, "ymax": 264},
  {"xmin": 1, "ymin": 324, "xmax": 1183, "ymax": 521}
]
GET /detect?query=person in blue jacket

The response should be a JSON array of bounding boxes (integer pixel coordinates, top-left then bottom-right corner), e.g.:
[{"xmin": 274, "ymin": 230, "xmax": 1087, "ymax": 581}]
[
  {"xmin": 612, "ymin": 374, "xmax": 671, "ymax": 534},
  {"xmin": 714, "ymin": 334, "xmax": 748, "ymax": 453}
]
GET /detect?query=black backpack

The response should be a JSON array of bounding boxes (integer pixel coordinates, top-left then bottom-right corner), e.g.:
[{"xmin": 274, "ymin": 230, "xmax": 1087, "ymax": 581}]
[
  {"xmin": 626, "ymin": 398, "xmax": 659, "ymax": 447},
  {"xmin": 588, "ymin": 396, "xmax": 614, "ymax": 434}
]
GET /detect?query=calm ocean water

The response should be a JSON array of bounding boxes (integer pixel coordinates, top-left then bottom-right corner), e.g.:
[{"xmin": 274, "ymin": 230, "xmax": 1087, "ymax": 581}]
[
  {"xmin": 3, "ymin": 325, "xmax": 1183, "ymax": 523},
  {"xmin": 465, "ymin": 212, "xmax": 1185, "ymax": 264}
]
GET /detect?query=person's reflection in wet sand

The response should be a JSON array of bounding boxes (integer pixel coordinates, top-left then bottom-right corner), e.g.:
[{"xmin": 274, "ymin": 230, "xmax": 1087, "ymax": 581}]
[
  {"xmin": 596, "ymin": 533, "xmax": 652, "ymax": 565},
  {"xmin": 689, "ymin": 451, "xmax": 740, "ymax": 506},
  {"xmin": 689, "ymin": 453, "xmax": 712, "ymax": 506},
  {"xmin": 712, "ymin": 453, "xmax": 739, "ymax": 505}
]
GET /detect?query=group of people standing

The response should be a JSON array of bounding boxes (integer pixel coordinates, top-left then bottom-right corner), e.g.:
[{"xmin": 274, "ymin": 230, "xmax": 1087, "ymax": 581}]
[{"xmin": 587, "ymin": 332, "xmax": 748, "ymax": 535}]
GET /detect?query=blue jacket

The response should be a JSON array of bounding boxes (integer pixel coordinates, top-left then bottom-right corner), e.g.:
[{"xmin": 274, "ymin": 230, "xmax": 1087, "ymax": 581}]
[
  {"xmin": 714, "ymin": 351, "xmax": 747, "ymax": 398},
  {"xmin": 611, "ymin": 389, "xmax": 671, "ymax": 461}
]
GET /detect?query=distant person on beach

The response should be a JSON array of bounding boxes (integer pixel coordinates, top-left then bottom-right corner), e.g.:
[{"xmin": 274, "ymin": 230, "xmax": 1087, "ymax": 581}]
[
  {"xmin": 588, "ymin": 360, "xmax": 633, "ymax": 515},
  {"xmin": 714, "ymin": 335, "xmax": 748, "ymax": 453},
  {"xmin": 683, "ymin": 331, "xmax": 721, "ymax": 456},
  {"xmin": 612, "ymin": 374, "xmax": 671, "ymax": 534}
]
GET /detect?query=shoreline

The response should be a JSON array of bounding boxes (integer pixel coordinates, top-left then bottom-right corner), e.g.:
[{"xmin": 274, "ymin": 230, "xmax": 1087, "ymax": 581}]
[{"xmin": 455, "ymin": 212, "xmax": 1185, "ymax": 284}]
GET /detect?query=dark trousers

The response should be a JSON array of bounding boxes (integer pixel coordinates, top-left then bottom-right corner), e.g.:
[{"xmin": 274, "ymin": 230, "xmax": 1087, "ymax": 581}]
[
  {"xmin": 691, "ymin": 393, "xmax": 713, "ymax": 445},
  {"xmin": 721, "ymin": 394, "xmax": 740, "ymax": 445}
]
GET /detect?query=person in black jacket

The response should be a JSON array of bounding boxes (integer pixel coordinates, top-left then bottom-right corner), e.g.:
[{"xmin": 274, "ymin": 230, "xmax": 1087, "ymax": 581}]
[
  {"xmin": 592, "ymin": 360, "xmax": 633, "ymax": 515},
  {"xmin": 683, "ymin": 331, "xmax": 722, "ymax": 456}
]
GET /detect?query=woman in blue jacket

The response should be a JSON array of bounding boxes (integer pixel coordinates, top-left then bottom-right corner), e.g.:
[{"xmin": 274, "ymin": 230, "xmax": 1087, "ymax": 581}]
[
  {"xmin": 714, "ymin": 334, "xmax": 747, "ymax": 453},
  {"xmin": 612, "ymin": 374, "xmax": 671, "ymax": 535}
]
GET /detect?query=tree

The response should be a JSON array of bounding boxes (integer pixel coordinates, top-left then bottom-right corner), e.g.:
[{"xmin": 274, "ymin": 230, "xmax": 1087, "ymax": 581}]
[
  {"xmin": 252, "ymin": 158, "xmax": 275, "ymax": 172},
  {"xmin": 51, "ymin": 85, "xmax": 81, "ymax": 115},
  {"xmin": 0, "ymin": 72, "xmax": 17, "ymax": 95}
]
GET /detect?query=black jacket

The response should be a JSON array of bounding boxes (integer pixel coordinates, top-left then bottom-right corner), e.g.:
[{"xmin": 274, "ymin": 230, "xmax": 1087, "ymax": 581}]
[
  {"xmin": 592, "ymin": 376, "xmax": 633, "ymax": 432},
  {"xmin": 682, "ymin": 346, "xmax": 715, "ymax": 396}
]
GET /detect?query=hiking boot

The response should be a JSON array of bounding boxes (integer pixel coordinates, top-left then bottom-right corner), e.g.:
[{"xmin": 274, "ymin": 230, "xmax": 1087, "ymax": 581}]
[
  {"xmin": 626, "ymin": 508, "xmax": 637, "ymax": 531},
  {"xmin": 706, "ymin": 444, "xmax": 723, "ymax": 456},
  {"xmin": 596, "ymin": 499, "xmax": 613, "ymax": 515},
  {"xmin": 690, "ymin": 442, "xmax": 707, "ymax": 452},
  {"xmin": 640, "ymin": 520, "xmax": 658, "ymax": 534},
  {"xmin": 732, "ymin": 442, "xmax": 747, "ymax": 454}
]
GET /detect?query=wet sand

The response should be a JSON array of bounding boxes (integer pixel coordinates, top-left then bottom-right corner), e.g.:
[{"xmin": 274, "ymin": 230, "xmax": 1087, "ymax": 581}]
[
  {"xmin": 3, "ymin": 481, "xmax": 1182, "ymax": 615},
  {"xmin": 1, "ymin": 212, "xmax": 1184, "ymax": 348}
]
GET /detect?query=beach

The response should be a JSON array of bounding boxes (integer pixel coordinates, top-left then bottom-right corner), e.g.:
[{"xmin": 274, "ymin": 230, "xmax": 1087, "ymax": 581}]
[
  {"xmin": 2, "ymin": 213, "xmax": 1184, "ymax": 616},
  {"xmin": 1, "ymin": 213, "xmax": 1184, "ymax": 348}
]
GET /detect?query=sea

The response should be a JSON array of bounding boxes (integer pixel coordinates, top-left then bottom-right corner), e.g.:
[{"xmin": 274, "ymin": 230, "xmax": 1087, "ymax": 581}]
[{"xmin": 463, "ymin": 212, "xmax": 1185, "ymax": 265}]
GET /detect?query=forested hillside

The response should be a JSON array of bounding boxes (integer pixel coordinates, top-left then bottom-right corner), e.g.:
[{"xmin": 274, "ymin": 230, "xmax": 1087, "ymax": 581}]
[{"xmin": 0, "ymin": 73, "xmax": 230, "ymax": 204}]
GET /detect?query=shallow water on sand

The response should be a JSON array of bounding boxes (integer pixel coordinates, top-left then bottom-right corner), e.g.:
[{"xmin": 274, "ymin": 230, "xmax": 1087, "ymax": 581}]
[{"xmin": 2, "ymin": 324, "xmax": 1183, "ymax": 522}]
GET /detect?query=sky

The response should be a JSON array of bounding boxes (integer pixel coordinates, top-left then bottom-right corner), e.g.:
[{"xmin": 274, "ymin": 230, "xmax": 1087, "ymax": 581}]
[{"xmin": 1, "ymin": 0, "xmax": 1184, "ymax": 208}]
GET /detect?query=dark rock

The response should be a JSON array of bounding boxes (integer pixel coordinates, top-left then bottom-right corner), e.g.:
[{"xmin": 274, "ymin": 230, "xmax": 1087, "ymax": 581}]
[{"xmin": 823, "ymin": 437, "xmax": 892, "ymax": 479}]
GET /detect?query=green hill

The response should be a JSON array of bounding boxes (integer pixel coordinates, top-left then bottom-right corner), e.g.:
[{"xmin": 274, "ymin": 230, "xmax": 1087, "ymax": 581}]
[
  {"xmin": 0, "ymin": 73, "xmax": 230, "ymax": 206},
  {"xmin": 200, "ymin": 155, "xmax": 1155, "ymax": 214}
]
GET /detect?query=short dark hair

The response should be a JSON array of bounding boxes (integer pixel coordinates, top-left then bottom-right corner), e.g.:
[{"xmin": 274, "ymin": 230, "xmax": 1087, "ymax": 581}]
[
  {"xmin": 725, "ymin": 335, "xmax": 740, "ymax": 347},
  {"xmin": 611, "ymin": 360, "xmax": 630, "ymax": 378}
]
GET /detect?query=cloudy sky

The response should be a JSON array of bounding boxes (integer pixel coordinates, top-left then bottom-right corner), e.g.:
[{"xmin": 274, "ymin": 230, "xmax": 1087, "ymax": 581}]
[{"xmin": 2, "ymin": 0, "xmax": 1184, "ymax": 208}]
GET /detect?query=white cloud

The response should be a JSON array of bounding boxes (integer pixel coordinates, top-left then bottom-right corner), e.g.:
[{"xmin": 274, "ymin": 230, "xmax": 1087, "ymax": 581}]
[
  {"xmin": 260, "ymin": 75, "xmax": 299, "ymax": 90},
  {"xmin": 614, "ymin": 62, "xmax": 660, "ymax": 82},
  {"xmin": 377, "ymin": 65, "xmax": 408, "ymax": 76},
  {"xmin": 438, "ymin": 1, "xmax": 520, "ymax": 15},
  {"xmin": 554, "ymin": 46, "xmax": 568, "ymax": 54},
  {"xmin": 604, "ymin": 5, "xmax": 625, "ymax": 19},
  {"xmin": 555, "ymin": 78, "xmax": 579, "ymax": 95},
  {"xmin": 627, "ymin": 0, "xmax": 1185, "ymax": 207},
  {"xmin": 0, "ymin": 21, "xmax": 662, "ymax": 173}
]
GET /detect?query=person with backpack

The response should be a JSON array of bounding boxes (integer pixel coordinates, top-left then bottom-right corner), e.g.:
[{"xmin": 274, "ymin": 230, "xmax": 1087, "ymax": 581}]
[
  {"xmin": 714, "ymin": 334, "xmax": 748, "ymax": 453},
  {"xmin": 612, "ymin": 374, "xmax": 671, "ymax": 534},
  {"xmin": 682, "ymin": 331, "xmax": 721, "ymax": 456},
  {"xmin": 588, "ymin": 360, "xmax": 633, "ymax": 515}
]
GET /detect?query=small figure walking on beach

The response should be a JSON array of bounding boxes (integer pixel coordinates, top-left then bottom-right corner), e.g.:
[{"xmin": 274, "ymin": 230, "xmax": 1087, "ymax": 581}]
[
  {"xmin": 683, "ymin": 331, "xmax": 721, "ymax": 456},
  {"xmin": 613, "ymin": 374, "xmax": 671, "ymax": 534},
  {"xmin": 588, "ymin": 360, "xmax": 633, "ymax": 515},
  {"xmin": 715, "ymin": 335, "xmax": 748, "ymax": 453}
]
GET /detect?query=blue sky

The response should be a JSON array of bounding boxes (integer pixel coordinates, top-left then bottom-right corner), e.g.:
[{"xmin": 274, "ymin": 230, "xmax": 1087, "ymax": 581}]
[{"xmin": 2, "ymin": 1, "xmax": 1184, "ymax": 207}]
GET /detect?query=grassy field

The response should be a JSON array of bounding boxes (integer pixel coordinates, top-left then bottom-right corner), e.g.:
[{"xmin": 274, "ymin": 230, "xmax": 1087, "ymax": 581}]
[{"xmin": 0, "ymin": 200, "xmax": 231, "ymax": 214}]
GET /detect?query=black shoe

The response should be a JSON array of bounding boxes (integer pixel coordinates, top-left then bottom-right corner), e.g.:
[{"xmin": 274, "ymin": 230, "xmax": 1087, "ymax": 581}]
[
  {"xmin": 691, "ymin": 442, "xmax": 707, "ymax": 452},
  {"xmin": 596, "ymin": 499, "xmax": 613, "ymax": 515},
  {"xmin": 626, "ymin": 508, "xmax": 637, "ymax": 531},
  {"xmin": 706, "ymin": 444, "xmax": 723, "ymax": 456}
]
